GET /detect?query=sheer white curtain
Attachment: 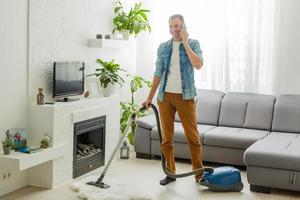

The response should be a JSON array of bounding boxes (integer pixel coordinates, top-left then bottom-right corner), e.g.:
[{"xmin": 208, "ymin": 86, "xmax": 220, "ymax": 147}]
[{"xmin": 147, "ymin": 0, "xmax": 278, "ymax": 94}]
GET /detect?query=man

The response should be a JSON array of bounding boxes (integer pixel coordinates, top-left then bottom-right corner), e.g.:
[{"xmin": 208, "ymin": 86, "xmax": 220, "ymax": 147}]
[{"xmin": 142, "ymin": 14, "xmax": 204, "ymax": 185}]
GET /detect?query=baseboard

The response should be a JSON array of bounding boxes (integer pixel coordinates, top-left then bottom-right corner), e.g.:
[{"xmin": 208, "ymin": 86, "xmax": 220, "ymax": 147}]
[
  {"xmin": 136, "ymin": 153, "xmax": 151, "ymax": 159},
  {"xmin": 250, "ymin": 184, "xmax": 271, "ymax": 194}
]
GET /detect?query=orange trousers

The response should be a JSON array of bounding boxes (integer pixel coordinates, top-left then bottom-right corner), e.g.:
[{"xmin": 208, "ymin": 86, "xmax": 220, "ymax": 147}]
[{"xmin": 158, "ymin": 92, "xmax": 203, "ymax": 180}]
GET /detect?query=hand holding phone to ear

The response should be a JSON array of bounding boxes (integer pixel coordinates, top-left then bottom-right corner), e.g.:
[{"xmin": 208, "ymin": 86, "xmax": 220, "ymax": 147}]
[
  {"xmin": 181, "ymin": 23, "xmax": 187, "ymax": 31},
  {"xmin": 180, "ymin": 23, "xmax": 189, "ymax": 45}
]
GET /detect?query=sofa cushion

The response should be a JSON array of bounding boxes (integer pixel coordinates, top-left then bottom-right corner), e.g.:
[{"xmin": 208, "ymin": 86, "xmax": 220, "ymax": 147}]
[
  {"xmin": 203, "ymin": 126, "xmax": 270, "ymax": 149},
  {"xmin": 175, "ymin": 89, "xmax": 224, "ymax": 125},
  {"xmin": 151, "ymin": 122, "xmax": 216, "ymax": 144},
  {"xmin": 243, "ymin": 100, "xmax": 274, "ymax": 130},
  {"xmin": 136, "ymin": 114, "xmax": 157, "ymax": 130},
  {"xmin": 244, "ymin": 132, "xmax": 300, "ymax": 171},
  {"xmin": 272, "ymin": 95, "xmax": 300, "ymax": 133},
  {"xmin": 196, "ymin": 98, "xmax": 223, "ymax": 125},
  {"xmin": 218, "ymin": 99, "xmax": 247, "ymax": 127},
  {"xmin": 196, "ymin": 89, "xmax": 225, "ymax": 125},
  {"xmin": 219, "ymin": 92, "xmax": 275, "ymax": 130}
]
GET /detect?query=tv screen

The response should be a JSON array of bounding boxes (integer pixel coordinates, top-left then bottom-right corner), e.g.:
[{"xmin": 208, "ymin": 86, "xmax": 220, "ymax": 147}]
[{"xmin": 53, "ymin": 62, "xmax": 85, "ymax": 98}]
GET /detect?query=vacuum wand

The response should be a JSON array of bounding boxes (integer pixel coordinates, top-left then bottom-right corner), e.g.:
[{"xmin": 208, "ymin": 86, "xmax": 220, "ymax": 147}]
[{"xmin": 87, "ymin": 110, "xmax": 138, "ymax": 188}]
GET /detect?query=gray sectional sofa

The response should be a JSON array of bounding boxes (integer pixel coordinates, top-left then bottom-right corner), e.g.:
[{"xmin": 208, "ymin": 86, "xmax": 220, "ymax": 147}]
[{"xmin": 134, "ymin": 89, "xmax": 300, "ymax": 193}]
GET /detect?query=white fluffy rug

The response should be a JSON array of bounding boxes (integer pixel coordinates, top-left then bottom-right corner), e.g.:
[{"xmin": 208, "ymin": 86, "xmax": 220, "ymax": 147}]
[{"xmin": 70, "ymin": 175, "xmax": 153, "ymax": 200}]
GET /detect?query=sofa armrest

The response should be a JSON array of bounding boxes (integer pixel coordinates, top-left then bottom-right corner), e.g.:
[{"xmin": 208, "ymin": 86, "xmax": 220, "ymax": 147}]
[{"xmin": 136, "ymin": 114, "xmax": 157, "ymax": 130}]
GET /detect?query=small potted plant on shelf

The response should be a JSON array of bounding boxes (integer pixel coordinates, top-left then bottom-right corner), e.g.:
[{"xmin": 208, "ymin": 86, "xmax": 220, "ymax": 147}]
[
  {"xmin": 88, "ymin": 59, "xmax": 125, "ymax": 97},
  {"xmin": 112, "ymin": 0, "xmax": 151, "ymax": 39},
  {"xmin": 2, "ymin": 130, "xmax": 13, "ymax": 155}
]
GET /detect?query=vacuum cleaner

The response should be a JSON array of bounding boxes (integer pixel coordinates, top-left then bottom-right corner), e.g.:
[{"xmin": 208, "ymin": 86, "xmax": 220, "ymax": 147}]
[{"xmin": 87, "ymin": 104, "xmax": 243, "ymax": 192}]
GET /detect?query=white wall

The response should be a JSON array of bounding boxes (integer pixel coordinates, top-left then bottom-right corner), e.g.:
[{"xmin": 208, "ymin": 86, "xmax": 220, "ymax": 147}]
[
  {"xmin": 0, "ymin": 1, "xmax": 28, "ymax": 142},
  {"xmin": 272, "ymin": 0, "xmax": 300, "ymax": 95},
  {"xmin": 0, "ymin": 0, "xmax": 137, "ymax": 196},
  {"xmin": 135, "ymin": 0, "xmax": 159, "ymax": 105},
  {"xmin": 0, "ymin": 0, "xmax": 29, "ymax": 196},
  {"xmin": 28, "ymin": 0, "xmax": 136, "ymax": 103}
]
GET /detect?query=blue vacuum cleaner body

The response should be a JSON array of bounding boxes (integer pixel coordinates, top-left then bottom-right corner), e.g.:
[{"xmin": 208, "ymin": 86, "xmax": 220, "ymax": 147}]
[{"xmin": 199, "ymin": 166, "xmax": 243, "ymax": 192}]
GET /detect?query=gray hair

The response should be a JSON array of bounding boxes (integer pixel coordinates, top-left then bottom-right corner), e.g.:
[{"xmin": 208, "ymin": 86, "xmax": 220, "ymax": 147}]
[{"xmin": 169, "ymin": 14, "xmax": 185, "ymax": 24}]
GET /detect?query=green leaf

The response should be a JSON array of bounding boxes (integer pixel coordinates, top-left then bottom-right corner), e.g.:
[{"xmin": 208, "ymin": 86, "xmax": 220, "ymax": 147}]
[
  {"xmin": 139, "ymin": 9, "xmax": 150, "ymax": 13},
  {"xmin": 127, "ymin": 132, "xmax": 134, "ymax": 145},
  {"xmin": 114, "ymin": 6, "xmax": 122, "ymax": 13},
  {"xmin": 139, "ymin": 12, "xmax": 147, "ymax": 20}
]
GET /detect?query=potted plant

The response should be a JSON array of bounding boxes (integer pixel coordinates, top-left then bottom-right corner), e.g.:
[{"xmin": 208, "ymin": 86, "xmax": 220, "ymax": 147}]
[
  {"xmin": 2, "ymin": 130, "xmax": 13, "ymax": 155},
  {"xmin": 88, "ymin": 59, "xmax": 125, "ymax": 97},
  {"xmin": 120, "ymin": 74, "xmax": 152, "ymax": 145},
  {"xmin": 112, "ymin": 0, "xmax": 151, "ymax": 39}
]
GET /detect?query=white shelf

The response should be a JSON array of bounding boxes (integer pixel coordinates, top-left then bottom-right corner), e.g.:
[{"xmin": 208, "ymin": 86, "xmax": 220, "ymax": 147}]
[
  {"xmin": 87, "ymin": 38, "xmax": 133, "ymax": 48},
  {"xmin": 0, "ymin": 143, "xmax": 67, "ymax": 171}
]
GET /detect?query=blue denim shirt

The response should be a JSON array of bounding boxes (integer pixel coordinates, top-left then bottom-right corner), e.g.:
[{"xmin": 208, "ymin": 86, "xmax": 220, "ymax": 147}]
[{"xmin": 154, "ymin": 38, "xmax": 203, "ymax": 102}]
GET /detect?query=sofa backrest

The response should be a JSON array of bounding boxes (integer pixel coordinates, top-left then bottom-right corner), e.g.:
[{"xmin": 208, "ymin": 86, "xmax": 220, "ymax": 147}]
[
  {"xmin": 195, "ymin": 89, "xmax": 225, "ymax": 125},
  {"xmin": 175, "ymin": 89, "xmax": 224, "ymax": 126},
  {"xmin": 218, "ymin": 92, "xmax": 275, "ymax": 130},
  {"xmin": 272, "ymin": 95, "xmax": 300, "ymax": 133}
]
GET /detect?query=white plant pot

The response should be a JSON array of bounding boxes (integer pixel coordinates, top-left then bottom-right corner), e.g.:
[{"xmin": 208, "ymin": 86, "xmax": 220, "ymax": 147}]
[
  {"xmin": 111, "ymin": 31, "xmax": 123, "ymax": 39},
  {"xmin": 122, "ymin": 31, "xmax": 131, "ymax": 40},
  {"xmin": 102, "ymin": 84, "xmax": 116, "ymax": 97}
]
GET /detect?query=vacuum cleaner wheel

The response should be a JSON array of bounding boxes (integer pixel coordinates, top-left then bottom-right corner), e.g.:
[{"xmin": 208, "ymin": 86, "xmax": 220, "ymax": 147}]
[{"xmin": 233, "ymin": 182, "xmax": 244, "ymax": 192}]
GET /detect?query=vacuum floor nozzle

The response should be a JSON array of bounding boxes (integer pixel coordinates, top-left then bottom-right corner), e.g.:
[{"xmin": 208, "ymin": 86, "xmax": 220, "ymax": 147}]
[{"xmin": 86, "ymin": 181, "xmax": 110, "ymax": 189}]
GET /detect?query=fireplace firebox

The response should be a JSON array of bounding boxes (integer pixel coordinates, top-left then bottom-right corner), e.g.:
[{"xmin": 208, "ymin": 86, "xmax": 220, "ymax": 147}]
[{"xmin": 73, "ymin": 116, "xmax": 106, "ymax": 178}]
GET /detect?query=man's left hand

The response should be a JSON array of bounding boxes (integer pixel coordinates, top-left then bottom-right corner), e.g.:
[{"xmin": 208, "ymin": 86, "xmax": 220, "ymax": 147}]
[{"xmin": 180, "ymin": 30, "xmax": 189, "ymax": 46}]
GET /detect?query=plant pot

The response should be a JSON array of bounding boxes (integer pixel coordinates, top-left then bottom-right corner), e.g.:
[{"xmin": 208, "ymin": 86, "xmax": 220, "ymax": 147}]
[
  {"xmin": 111, "ymin": 31, "xmax": 123, "ymax": 39},
  {"xmin": 122, "ymin": 30, "xmax": 131, "ymax": 40},
  {"xmin": 3, "ymin": 146, "xmax": 11, "ymax": 155},
  {"xmin": 102, "ymin": 84, "xmax": 116, "ymax": 97}
]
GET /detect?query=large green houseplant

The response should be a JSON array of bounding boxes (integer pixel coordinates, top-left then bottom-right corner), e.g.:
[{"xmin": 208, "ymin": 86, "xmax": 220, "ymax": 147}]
[
  {"xmin": 88, "ymin": 59, "xmax": 125, "ymax": 96},
  {"xmin": 120, "ymin": 74, "xmax": 152, "ymax": 145},
  {"xmin": 112, "ymin": 0, "xmax": 151, "ymax": 39}
]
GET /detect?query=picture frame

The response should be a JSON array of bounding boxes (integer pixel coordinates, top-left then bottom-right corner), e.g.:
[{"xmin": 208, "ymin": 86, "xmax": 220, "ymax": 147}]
[
  {"xmin": 7, "ymin": 128, "xmax": 27, "ymax": 151},
  {"xmin": 86, "ymin": 77, "xmax": 102, "ymax": 97}
]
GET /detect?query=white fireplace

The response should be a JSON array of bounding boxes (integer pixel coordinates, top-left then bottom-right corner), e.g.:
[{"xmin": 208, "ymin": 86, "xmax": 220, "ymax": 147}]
[{"xmin": 14, "ymin": 96, "xmax": 119, "ymax": 188}]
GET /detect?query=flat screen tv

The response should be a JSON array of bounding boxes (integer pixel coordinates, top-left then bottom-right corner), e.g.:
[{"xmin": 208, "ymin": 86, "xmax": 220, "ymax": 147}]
[{"xmin": 53, "ymin": 61, "xmax": 85, "ymax": 101}]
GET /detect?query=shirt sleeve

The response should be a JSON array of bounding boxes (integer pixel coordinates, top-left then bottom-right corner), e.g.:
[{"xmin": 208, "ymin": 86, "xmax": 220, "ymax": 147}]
[
  {"xmin": 154, "ymin": 43, "xmax": 165, "ymax": 78},
  {"xmin": 192, "ymin": 40, "xmax": 204, "ymax": 64}
]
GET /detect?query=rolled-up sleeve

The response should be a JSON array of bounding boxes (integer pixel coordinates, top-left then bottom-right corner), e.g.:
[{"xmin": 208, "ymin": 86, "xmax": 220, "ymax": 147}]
[
  {"xmin": 192, "ymin": 40, "xmax": 204, "ymax": 64},
  {"xmin": 154, "ymin": 43, "xmax": 165, "ymax": 78}
]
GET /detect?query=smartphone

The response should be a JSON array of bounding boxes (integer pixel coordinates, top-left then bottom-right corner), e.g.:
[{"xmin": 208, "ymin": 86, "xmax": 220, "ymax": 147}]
[{"xmin": 181, "ymin": 23, "xmax": 187, "ymax": 31}]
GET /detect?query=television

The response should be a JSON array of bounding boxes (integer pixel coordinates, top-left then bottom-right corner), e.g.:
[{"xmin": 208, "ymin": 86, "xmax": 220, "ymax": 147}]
[{"xmin": 53, "ymin": 61, "xmax": 85, "ymax": 101}]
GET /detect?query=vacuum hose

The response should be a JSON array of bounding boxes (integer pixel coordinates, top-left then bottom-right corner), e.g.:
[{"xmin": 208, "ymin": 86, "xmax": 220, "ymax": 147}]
[{"xmin": 140, "ymin": 104, "xmax": 214, "ymax": 179}]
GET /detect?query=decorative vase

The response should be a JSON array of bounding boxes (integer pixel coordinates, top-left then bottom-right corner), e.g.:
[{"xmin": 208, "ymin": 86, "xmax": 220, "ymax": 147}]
[
  {"xmin": 102, "ymin": 84, "xmax": 116, "ymax": 97},
  {"xmin": 37, "ymin": 88, "xmax": 45, "ymax": 105},
  {"xmin": 3, "ymin": 146, "xmax": 11, "ymax": 155}
]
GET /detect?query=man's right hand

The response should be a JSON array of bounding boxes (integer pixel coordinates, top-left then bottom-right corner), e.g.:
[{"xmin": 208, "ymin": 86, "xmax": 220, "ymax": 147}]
[
  {"xmin": 142, "ymin": 76, "xmax": 160, "ymax": 109},
  {"xmin": 142, "ymin": 98, "xmax": 152, "ymax": 109}
]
